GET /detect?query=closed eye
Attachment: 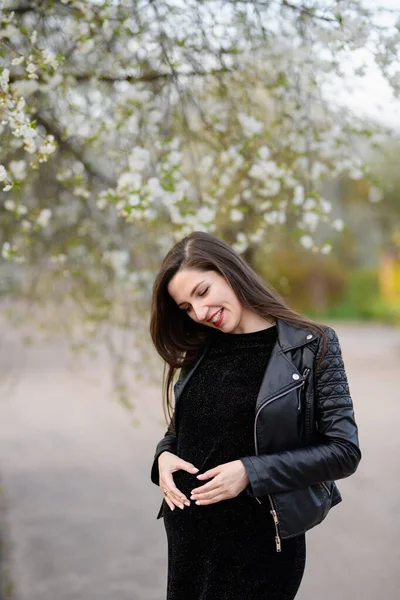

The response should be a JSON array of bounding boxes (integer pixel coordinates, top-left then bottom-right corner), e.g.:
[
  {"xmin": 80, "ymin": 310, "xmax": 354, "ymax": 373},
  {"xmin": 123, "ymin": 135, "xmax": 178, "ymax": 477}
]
[{"xmin": 183, "ymin": 287, "xmax": 209, "ymax": 312}]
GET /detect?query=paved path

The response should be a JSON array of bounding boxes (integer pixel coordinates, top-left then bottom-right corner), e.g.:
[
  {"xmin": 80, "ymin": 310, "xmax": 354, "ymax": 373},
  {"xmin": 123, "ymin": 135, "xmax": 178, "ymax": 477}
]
[{"xmin": 0, "ymin": 321, "xmax": 399, "ymax": 599}]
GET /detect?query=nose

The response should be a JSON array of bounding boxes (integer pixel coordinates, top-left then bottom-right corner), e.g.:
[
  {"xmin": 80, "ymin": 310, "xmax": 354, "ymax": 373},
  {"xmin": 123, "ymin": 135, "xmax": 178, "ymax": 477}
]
[{"xmin": 192, "ymin": 302, "xmax": 208, "ymax": 322}]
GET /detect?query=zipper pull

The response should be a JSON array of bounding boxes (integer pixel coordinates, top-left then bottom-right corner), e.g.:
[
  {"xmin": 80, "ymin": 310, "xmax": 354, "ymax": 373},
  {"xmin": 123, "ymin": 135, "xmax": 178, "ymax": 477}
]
[
  {"xmin": 275, "ymin": 535, "xmax": 282, "ymax": 552},
  {"xmin": 270, "ymin": 509, "xmax": 279, "ymax": 524},
  {"xmin": 298, "ymin": 367, "xmax": 311, "ymax": 411}
]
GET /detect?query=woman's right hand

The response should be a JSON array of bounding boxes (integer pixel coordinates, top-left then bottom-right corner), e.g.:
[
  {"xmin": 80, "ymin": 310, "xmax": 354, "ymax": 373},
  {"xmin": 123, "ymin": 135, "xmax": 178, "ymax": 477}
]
[{"xmin": 158, "ymin": 451, "xmax": 199, "ymax": 511}]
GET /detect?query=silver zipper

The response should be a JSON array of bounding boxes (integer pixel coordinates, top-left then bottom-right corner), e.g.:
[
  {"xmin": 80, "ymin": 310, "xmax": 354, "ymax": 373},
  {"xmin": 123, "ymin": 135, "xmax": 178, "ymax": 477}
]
[
  {"xmin": 298, "ymin": 368, "xmax": 310, "ymax": 411},
  {"xmin": 253, "ymin": 379, "xmax": 306, "ymax": 553},
  {"xmin": 269, "ymin": 496, "xmax": 281, "ymax": 552}
]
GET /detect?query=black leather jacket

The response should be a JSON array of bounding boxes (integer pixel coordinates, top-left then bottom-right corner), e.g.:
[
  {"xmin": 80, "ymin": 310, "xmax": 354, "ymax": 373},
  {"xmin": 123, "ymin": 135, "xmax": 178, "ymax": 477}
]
[{"xmin": 151, "ymin": 320, "xmax": 361, "ymax": 551}]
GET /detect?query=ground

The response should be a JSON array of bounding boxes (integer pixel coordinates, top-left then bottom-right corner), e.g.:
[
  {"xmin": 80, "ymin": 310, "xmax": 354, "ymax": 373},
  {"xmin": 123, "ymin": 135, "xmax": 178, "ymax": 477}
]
[{"xmin": 0, "ymin": 320, "xmax": 399, "ymax": 600}]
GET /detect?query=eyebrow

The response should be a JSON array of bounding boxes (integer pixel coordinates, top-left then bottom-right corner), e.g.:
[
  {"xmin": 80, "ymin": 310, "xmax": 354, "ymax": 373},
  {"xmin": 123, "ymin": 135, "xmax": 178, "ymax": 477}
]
[{"xmin": 177, "ymin": 280, "xmax": 205, "ymax": 307}]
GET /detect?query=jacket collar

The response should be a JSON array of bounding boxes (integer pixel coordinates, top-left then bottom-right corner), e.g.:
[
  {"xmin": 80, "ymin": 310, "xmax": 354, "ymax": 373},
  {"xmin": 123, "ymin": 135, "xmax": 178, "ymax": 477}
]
[
  {"xmin": 276, "ymin": 319, "xmax": 317, "ymax": 352},
  {"xmin": 173, "ymin": 318, "xmax": 317, "ymax": 407}
]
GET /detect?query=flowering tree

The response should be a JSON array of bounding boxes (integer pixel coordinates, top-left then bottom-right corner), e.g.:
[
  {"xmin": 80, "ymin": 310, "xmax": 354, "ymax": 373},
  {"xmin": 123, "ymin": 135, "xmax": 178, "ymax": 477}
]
[{"xmin": 0, "ymin": 0, "xmax": 399, "ymax": 405}]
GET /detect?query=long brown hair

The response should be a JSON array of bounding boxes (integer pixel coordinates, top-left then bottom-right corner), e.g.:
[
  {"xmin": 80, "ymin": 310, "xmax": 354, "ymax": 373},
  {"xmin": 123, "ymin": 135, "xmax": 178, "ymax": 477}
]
[{"xmin": 150, "ymin": 231, "xmax": 327, "ymax": 425}]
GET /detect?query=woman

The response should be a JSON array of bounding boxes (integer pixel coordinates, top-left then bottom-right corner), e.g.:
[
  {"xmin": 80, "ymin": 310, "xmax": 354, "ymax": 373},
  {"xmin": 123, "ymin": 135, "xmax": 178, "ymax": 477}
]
[{"xmin": 150, "ymin": 231, "xmax": 361, "ymax": 600}]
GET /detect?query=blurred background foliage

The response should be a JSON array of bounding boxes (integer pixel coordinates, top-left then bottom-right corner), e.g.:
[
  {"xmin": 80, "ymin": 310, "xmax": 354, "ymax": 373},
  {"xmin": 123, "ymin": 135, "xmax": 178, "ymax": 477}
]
[{"xmin": 0, "ymin": 0, "xmax": 400, "ymax": 409}]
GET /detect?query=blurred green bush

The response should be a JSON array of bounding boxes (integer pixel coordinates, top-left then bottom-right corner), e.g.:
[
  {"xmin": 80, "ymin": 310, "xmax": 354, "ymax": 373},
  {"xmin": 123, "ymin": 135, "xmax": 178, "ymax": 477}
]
[
  {"xmin": 307, "ymin": 268, "xmax": 400, "ymax": 324},
  {"xmin": 255, "ymin": 245, "xmax": 399, "ymax": 324}
]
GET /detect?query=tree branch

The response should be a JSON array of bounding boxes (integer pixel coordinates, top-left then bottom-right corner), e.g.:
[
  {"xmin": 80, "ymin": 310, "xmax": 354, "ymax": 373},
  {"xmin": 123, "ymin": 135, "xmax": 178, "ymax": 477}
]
[
  {"xmin": 35, "ymin": 112, "xmax": 115, "ymax": 187},
  {"xmin": 281, "ymin": 0, "xmax": 337, "ymax": 23}
]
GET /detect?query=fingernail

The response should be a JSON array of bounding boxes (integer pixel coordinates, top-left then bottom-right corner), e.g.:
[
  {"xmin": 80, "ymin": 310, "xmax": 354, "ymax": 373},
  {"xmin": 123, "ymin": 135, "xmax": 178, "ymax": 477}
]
[
  {"xmin": 179, "ymin": 504, "xmax": 184, "ymax": 510},
  {"xmin": 195, "ymin": 500, "xmax": 201, "ymax": 505},
  {"xmin": 184, "ymin": 501, "xmax": 190, "ymax": 506},
  {"xmin": 193, "ymin": 468, "xmax": 199, "ymax": 473}
]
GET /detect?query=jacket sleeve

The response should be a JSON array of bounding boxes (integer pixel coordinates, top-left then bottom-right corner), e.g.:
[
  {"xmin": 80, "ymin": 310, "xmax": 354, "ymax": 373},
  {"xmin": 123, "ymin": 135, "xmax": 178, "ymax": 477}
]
[
  {"xmin": 150, "ymin": 411, "xmax": 177, "ymax": 486},
  {"xmin": 240, "ymin": 326, "xmax": 362, "ymax": 496}
]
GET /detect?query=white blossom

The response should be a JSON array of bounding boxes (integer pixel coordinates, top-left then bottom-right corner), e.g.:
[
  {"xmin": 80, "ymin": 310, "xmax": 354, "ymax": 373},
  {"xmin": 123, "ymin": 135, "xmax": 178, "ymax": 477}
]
[
  {"xmin": 196, "ymin": 206, "xmax": 216, "ymax": 224},
  {"xmin": 258, "ymin": 146, "xmax": 271, "ymax": 160},
  {"xmin": 0, "ymin": 25, "xmax": 18, "ymax": 40},
  {"xmin": 50, "ymin": 253, "xmax": 67, "ymax": 264},
  {"xmin": 0, "ymin": 166, "xmax": 8, "ymax": 181},
  {"xmin": 263, "ymin": 210, "xmax": 285, "ymax": 225},
  {"xmin": 146, "ymin": 177, "xmax": 164, "ymax": 201},
  {"xmin": 2, "ymin": 242, "xmax": 12, "ymax": 259},
  {"xmin": 96, "ymin": 198, "xmax": 108, "ymax": 210},
  {"xmin": 21, "ymin": 220, "xmax": 32, "ymax": 232},
  {"xmin": 9, "ymin": 160, "xmax": 27, "ymax": 180},
  {"xmin": 42, "ymin": 49, "xmax": 59, "ymax": 69},
  {"xmin": 320, "ymin": 198, "xmax": 332, "ymax": 213},
  {"xmin": 73, "ymin": 186, "xmax": 90, "ymax": 199},
  {"xmin": 311, "ymin": 162, "xmax": 328, "ymax": 180},
  {"xmin": 230, "ymin": 209, "xmax": 244, "ymax": 222},
  {"xmin": 349, "ymin": 168, "xmax": 363, "ymax": 180},
  {"xmin": 303, "ymin": 197, "xmax": 317, "ymax": 211},
  {"xmin": 11, "ymin": 56, "xmax": 25, "ymax": 66},
  {"xmin": 128, "ymin": 147, "xmax": 151, "ymax": 172},
  {"xmin": 249, "ymin": 229, "xmax": 265, "ymax": 244},
  {"xmin": 0, "ymin": 69, "xmax": 10, "ymax": 92},
  {"xmin": 36, "ymin": 209, "xmax": 52, "ymax": 227},
  {"xmin": 321, "ymin": 243, "xmax": 332, "ymax": 255},
  {"xmin": 332, "ymin": 218, "xmax": 345, "ymax": 232},
  {"xmin": 118, "ymin": 172, "xmax": 142, "ymax": 190},
  {"xmin": 4, "ymin": 200, "xmax": 16, "ymax": 211},
  {"xmin": 16, "ymin": 204, "xmax": 28, "ymax": 216},
  {"xmin": 39, "ymin": 135, "xmax": 56, "ymax": 157},
  {"xmin": 26, "ymin": 62, "xmax": 38, "ymax": 80},
  {"xmin": 259, "ymin": 200, "xmax": 272, "ymax": 211},
  {"xmin": 165, "ymin": 151, "xmax": 181, "ymax": 168},
  {"xmin": 232, "ymin": 232, "xmax": 248, "ymax": 254},
  {"xmin": 103, "ymin": 250, "xmax": 129, "ymax": 278},
  {"xmin": 238, "ymin": 113, "xmax": 263, "ymax": 137},
  {"xmin": 292, "ymin": 186, "xmax": 304, "ymax": 206},
  {"xmin": 128, "ymin": 194, "xmax": 141, "ymax": 206},
  {"xmin": 199, "ymin": 156, "xmax": 214, "ymax": 172},
  {"xmin": 302, "ymin": 211, "xmax": 319, "ymax": 232},
  {"xmin": 77, "ymin": 38, "xmax": 95, "ymax": 54},
  {"xmin": 299, "ymin": 235, "xmax": 314, "ymax": 249},
  {"xmin": 220, "ymin": 173, "xmax": 231, "ymax": 187},
  {"xmin": 259, "ymin": 180, "xmax": 281, "ymax": 197}
]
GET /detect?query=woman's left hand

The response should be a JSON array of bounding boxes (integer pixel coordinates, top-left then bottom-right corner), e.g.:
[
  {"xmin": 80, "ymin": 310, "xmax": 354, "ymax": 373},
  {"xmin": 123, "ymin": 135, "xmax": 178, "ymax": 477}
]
[{"xmin": 190, "ymin": 460, "xmax": 249, "ymax": 505}]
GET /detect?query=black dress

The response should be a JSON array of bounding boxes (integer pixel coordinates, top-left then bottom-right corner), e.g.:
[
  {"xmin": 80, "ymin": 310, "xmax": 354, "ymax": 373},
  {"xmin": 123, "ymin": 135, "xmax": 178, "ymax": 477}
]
[{"xmin": 163, "ymin": 325, "xmax": 306, "ymax": 600}]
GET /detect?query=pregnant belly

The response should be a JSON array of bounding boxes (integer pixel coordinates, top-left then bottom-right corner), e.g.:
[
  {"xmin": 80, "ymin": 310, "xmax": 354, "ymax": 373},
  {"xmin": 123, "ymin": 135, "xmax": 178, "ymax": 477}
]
[{"xmin": 173, "ymin": 469, "xmax": 202, "ymax": 498}]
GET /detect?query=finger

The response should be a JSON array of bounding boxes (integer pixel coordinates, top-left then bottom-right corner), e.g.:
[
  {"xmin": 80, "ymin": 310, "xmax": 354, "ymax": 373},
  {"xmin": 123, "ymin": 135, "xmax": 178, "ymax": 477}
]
[
  {"xmin": 196, "ymin": 468, "xmax": 218, "ymax": 480},
  {"xmin": 163, "ymin": 490, "xmax": 186, "ymax": 509},
  {"xmin": 195, "ymin": 494, "xmax": 224, "ymax": 506},
  {"xmin": 164, "ymin": 497, "xmax": 176, "ymax": 511},
  {"xmin": 160, "ymin": 483, "xmax": 190, "ymax": 508},
  {"xmin": 178, "ymin": 460, "xmax": 200, "ymax": 475},
  {"xmin": 192, "ymin": 486, "xmax": 224, "ymax": 501},
  {"xmin": 191, "ymin": 481, "xmax": 221, "ymax": 496},
  {"xmin": 161, "ymin": 478, "xmax": 190, "ymax": 506}
]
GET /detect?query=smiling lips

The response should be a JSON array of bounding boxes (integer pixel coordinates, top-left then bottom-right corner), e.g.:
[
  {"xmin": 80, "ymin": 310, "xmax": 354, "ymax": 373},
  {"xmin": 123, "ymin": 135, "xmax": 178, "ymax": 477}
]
[{"xmin": 209, "ymin": 308, "xmax": 224, "ymax": 326}]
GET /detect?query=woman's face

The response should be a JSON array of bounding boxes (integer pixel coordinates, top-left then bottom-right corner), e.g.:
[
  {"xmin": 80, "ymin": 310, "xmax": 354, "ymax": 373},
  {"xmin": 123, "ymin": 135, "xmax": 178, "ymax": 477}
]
[{"xmin": 167, "ymin": 268, "xmax": 244, "ymax": 333}]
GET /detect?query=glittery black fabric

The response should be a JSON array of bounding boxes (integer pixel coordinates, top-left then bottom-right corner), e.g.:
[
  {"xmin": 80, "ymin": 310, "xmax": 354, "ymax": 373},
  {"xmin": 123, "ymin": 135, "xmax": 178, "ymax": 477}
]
[{"xmin": 163, "ymin": 326, "xmax": 306, "ymax": 600}]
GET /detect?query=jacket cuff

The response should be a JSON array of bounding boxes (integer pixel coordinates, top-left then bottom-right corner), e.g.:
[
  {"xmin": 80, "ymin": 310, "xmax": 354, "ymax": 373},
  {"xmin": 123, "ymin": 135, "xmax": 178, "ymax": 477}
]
[
  {"xmin": 150, "ymin": 437, "xmax": 177, "ymax": 486},
  {"xmin": 240, "ymin": 456, "xmax": 263, "ymax": 498}
]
